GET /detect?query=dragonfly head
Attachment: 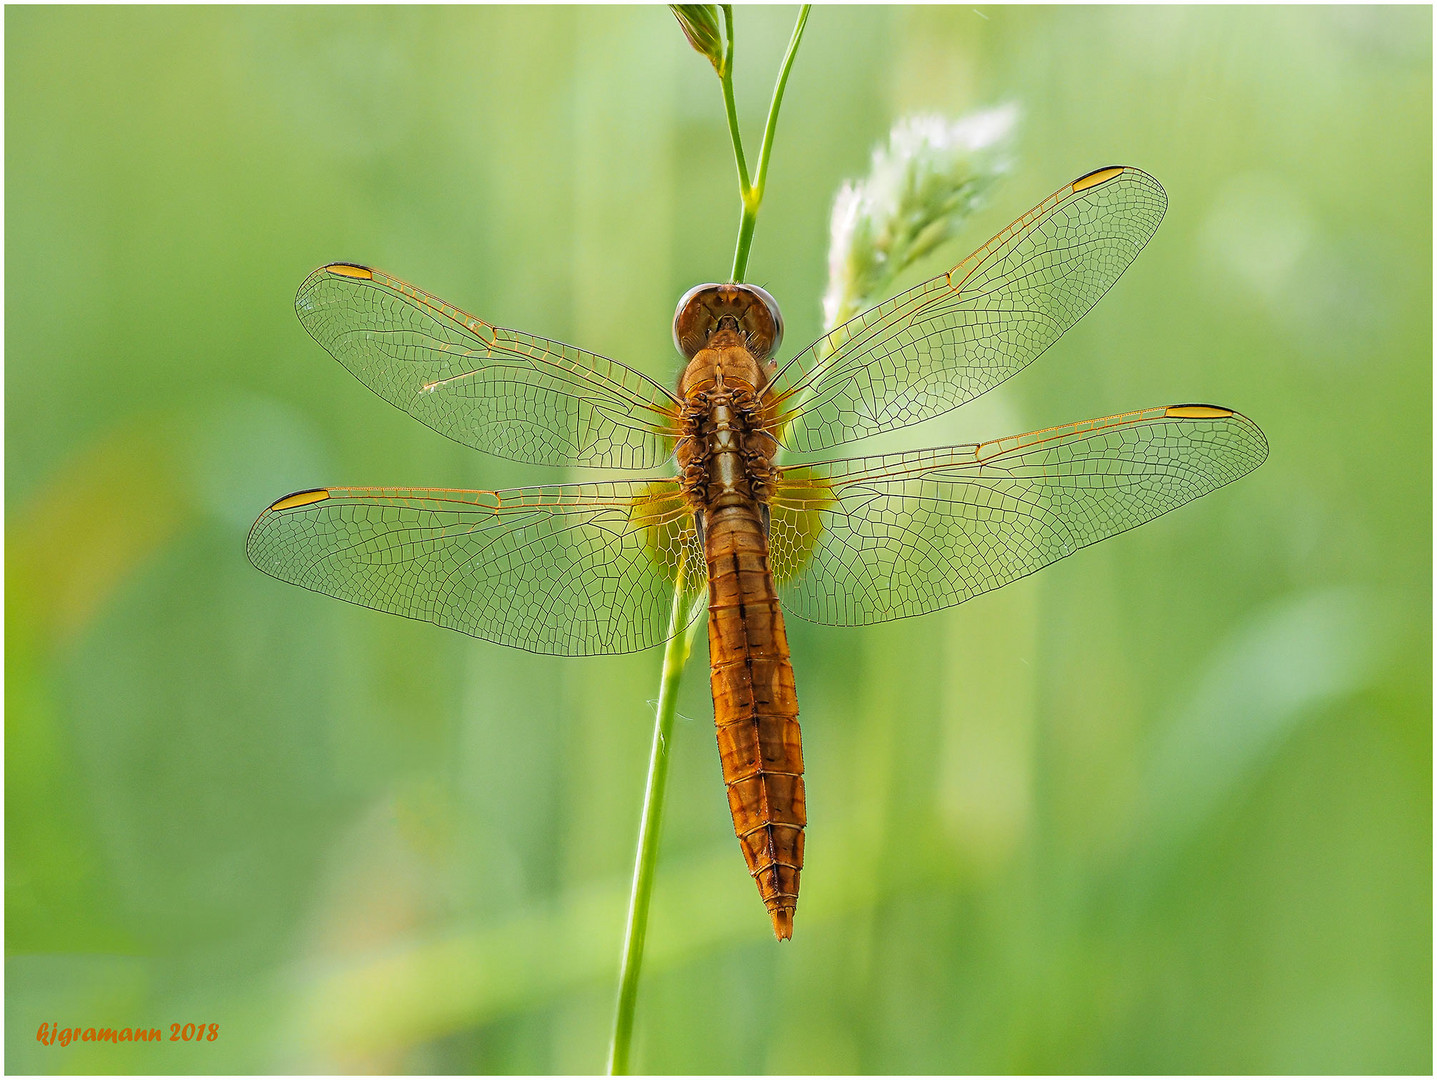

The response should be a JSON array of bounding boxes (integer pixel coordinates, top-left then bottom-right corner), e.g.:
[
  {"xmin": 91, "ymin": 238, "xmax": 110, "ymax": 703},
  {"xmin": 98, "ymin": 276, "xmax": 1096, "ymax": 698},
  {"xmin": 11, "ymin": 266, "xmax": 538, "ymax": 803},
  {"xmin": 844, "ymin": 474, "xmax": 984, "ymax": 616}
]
[{"xmin": 673, "ymin": 283, "xmax": 784, "ymax": 363}]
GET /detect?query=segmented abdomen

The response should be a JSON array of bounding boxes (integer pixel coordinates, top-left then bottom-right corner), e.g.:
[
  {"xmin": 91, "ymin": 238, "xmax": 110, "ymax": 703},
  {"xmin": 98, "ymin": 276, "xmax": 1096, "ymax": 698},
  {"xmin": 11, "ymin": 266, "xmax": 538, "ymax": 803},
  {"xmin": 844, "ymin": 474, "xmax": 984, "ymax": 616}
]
[{"xmin": 704, "ymin": 501, "xmax": 805, "ymax": 940}]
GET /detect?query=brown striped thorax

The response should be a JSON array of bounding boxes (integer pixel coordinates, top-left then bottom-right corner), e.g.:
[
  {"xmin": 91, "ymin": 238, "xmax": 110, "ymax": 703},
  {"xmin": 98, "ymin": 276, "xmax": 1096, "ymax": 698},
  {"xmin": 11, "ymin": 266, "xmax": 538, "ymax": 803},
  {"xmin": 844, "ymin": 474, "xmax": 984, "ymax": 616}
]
[{"xmin": 673, "ymin": 284, "xmax": 784, "ymax": 514}]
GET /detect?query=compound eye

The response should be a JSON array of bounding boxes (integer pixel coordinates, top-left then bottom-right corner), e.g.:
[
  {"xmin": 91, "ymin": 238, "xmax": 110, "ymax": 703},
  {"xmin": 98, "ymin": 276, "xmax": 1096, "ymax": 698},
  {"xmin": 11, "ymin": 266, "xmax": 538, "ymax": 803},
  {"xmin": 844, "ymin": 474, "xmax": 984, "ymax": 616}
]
[
  {"xmin": 672, "ymin": 282, "xmax": 721, "ymax": 359},
  {"xmin": 745, "ymin": 284, "xmax": 784, "ymax": 359}
]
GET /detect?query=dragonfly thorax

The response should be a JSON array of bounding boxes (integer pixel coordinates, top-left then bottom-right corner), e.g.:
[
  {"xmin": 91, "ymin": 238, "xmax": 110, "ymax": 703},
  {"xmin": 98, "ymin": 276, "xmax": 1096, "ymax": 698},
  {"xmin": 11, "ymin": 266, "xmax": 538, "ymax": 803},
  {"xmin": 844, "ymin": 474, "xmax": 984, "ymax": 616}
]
[
  {"xmin": 676, "ymin": 346, "xmax": 780, "ymax": 514},
  {"xmin": 677, "ymin": 335, "xmax": 771, "ymax": 398}
]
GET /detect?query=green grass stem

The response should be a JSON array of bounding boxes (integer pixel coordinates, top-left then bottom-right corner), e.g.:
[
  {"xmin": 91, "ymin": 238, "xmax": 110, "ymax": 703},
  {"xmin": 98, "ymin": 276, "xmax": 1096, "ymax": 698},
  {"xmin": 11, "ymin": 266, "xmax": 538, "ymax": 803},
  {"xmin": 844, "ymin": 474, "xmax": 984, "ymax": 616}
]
[
  {"xmin": 729, "ymin": 4, "xmax": 811, "ymax": 283},
  {"xmin": 607, "ymin": 571, "xmax": 702, "ymax": 1074}
]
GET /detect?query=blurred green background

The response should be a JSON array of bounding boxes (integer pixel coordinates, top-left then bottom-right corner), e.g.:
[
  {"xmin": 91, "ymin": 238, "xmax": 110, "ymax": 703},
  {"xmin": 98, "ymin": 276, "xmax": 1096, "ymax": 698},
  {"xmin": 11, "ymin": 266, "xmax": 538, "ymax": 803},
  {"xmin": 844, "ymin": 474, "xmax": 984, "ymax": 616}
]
[{"xmin": 6, "ymin": 5, "xmax": 1431, "ymax": 1073}]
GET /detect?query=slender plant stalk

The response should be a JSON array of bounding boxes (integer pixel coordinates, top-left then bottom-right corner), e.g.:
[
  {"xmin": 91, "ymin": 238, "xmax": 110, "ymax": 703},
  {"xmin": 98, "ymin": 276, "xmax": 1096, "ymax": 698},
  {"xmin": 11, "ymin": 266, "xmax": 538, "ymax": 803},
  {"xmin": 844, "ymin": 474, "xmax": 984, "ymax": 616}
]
[
  {"xmin": 719, "ymin": 7, "xmax": 751, "ymax": 195},
  {"xmin": 608, "ymin": 8, "xmax": 813, "ymax": 1071},
  {"xmin": 729, "ymin": 4, "xmax": 811, "ymax": 283},
  {"xmin": 608, "ymin": 571, "xmax": 701, "ymax": 1075}
]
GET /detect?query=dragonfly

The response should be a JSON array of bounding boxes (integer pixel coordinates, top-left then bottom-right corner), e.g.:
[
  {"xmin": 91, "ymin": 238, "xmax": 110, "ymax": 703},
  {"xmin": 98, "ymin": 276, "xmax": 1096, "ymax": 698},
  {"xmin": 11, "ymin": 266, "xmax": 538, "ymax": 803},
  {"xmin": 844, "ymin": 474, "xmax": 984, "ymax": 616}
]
[{"xmin": 249, "ymin": 165, "xmax": 1266, "ymax": 940}]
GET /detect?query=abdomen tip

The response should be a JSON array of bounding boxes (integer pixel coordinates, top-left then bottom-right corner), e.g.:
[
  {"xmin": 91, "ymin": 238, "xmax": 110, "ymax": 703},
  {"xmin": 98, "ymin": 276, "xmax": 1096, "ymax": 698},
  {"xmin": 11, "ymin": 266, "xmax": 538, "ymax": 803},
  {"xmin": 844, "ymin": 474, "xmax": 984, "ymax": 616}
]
[{"xmin": 770, "ymin": 907, "xmax": 795, "ymax": 940}]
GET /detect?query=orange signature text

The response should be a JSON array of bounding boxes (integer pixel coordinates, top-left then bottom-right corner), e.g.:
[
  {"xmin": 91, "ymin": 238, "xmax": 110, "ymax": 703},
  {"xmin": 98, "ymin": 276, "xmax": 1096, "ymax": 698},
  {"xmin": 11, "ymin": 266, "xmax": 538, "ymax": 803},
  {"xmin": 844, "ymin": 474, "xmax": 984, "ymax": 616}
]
[{"xmin": 36, "ymin": 1022, "xmax": 219, "ymax": 1046}]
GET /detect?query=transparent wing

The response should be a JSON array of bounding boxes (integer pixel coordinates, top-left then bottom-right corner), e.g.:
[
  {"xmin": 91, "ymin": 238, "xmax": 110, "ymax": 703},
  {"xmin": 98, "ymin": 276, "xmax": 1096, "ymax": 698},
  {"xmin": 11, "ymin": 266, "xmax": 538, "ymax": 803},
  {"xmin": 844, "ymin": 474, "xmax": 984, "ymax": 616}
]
[
  {"xmin": 768, "ymin": 167, "xmax": 1167, "ymax": 453},
  {"xmin": 247, "ymin": 481, "xmax": 704, "ymax": 656},
  {"xmin": 295, "ymin": 264, "xmax": 683, "ymax": 469},
  {"xmin": 769, "ymin": 405, "xmax": 1266, "ymax": 626}
]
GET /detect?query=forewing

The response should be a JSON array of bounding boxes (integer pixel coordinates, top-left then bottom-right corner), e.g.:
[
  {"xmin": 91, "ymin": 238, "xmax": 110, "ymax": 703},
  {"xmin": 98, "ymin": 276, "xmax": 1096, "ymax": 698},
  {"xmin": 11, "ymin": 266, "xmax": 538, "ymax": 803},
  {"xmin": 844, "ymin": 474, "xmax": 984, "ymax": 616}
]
[
  {"xmin": 769, "ymin": 406, "xmax": 1266, "ymax": 626},
  {"xmin": 295, "ymin": 264, "xmax": 683, "ymax": 469},
  {"xmin": 247, "ymin": 481, "xmax": 704, "ymax": 656},
  {"xmin": 769, "ymin": 167, "xmax": 1167, "ymax": 452}
]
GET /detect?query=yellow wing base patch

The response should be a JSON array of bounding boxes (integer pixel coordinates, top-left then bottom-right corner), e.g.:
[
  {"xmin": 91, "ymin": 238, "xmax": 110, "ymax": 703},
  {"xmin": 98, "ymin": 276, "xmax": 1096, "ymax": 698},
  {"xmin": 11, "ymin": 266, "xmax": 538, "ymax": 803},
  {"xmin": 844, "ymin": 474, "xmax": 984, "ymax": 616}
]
[{"xmin": 770, "ymin": 469, "xmax": 840, "ymax": 586}]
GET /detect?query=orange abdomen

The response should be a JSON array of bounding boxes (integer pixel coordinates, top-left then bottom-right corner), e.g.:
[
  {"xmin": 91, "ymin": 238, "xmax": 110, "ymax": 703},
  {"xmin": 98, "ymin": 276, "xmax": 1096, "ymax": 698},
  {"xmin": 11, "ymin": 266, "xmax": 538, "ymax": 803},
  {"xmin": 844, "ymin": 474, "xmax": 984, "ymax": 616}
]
[{"xmin": 704, "ymin": 502, "xmax": 805, "ymax": 940}]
